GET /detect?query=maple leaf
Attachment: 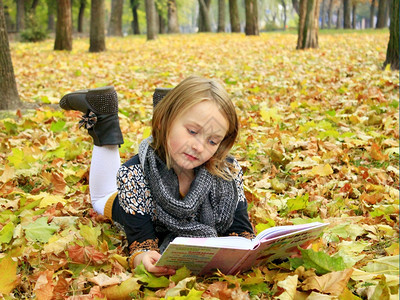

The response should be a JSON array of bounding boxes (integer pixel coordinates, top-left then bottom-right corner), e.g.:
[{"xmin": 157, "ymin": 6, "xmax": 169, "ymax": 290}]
[
  {"xmin": 23, "ymin": 217, "xmax": 60, "ymax": 243},
  {"xmin": 301, "ymin": 269, "xmax": 353, "ymax": 296},
  {"xmin": 33, "ymin": 270, "xmax": 55, "ymax": 300},
  {"xmin": 0, "ymin": 255, "xmax": 20, "ymax": 294}
]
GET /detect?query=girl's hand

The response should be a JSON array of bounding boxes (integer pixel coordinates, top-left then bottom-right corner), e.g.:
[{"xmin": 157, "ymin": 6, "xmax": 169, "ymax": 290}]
[{"xmin": 133, "ymin": 250, "xmax": 176, "ymax": 277}]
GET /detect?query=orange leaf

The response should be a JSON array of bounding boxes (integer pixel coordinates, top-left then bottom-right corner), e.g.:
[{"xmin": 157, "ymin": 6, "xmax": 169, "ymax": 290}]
[
  {"xmin": 369, "ymin": 143, "xmax": 388, "ymax": 161},
  {"xmin": 34, "ymin": 270, "xmax": 54, "ymax": 300}
]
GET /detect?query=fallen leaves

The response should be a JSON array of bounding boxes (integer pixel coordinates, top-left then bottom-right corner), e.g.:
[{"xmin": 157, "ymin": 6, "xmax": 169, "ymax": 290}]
[{"xmin": 0, "ymin": 31, "xmax": 398, "ymax": 298}]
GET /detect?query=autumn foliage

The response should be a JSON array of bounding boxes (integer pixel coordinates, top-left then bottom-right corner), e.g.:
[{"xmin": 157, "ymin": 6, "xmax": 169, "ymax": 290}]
[{"xmin": 0, "ymin": 32, "xmax": 399, "ymax": 299}]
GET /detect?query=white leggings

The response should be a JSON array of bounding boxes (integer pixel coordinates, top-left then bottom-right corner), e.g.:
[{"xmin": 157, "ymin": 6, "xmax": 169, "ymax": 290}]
[{"xmin": 89, "ymin": 145, "xmax": 120, "ymax": 215}]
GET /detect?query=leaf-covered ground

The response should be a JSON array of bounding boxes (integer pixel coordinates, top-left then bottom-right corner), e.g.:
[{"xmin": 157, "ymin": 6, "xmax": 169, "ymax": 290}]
[{"xmin": 0, "ymin": 31, "xmax": 398, "ymax": 299}]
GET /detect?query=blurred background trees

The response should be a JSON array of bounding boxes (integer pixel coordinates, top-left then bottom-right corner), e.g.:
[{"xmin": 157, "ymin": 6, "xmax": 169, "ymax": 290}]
[{"xmin": 2, "ymin": 0, "xmax": 391, "ymax": 40}]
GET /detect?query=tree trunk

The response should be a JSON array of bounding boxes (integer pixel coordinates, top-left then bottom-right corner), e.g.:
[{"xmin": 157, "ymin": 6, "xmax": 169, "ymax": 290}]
[
  {"xmin": 217, "ymin": 0, "xmax": 225, "ymax": 32},
  {"xmin": 90, "ymin": 0, "xmax": 106, "ymax": 52},
  {"xmin": 54, "ymin": 0, "xmax": 72, "ymax": 51},
  {"xmin": 336, "ymin": 3, "xmax": 342, "ymax": 28},
  {"xmin": 78, "ymin": 0, "xmax": 86, "ymax": 33},
  {"xmin": 343, "ymin": 0, "xmax": 351, "ymax": 28},
  {"xmin": 158, "ymin": 10, "xmax": 166, "ymax": 33},
  {"xmin": 245, "ymin": 0, "xmax": 259, "ymax": 35},
  {"xmin": 16, "ymin": 0, "xmax": 25, "ymax": 31},
  {"xmin": 369, "ymin": 0, "xmax": 375, "ymax": 27},
  {"xmin": 109, "ymin": 0, "xmax": 123, "ymax": 36},
  {"xmin": 292, "ymin": 0, "xmax": 300, "ymax": 15},
  {"xmin": 31, "ymin": 0, "xmax": 39, "ymax": 14},
  {"xmin": 282, "ymin": 0, "xmax": 287, "ymax": 29},
  {"xmin": 327, "ymin": 0, "xmax": 333, "ymax": 28},
  {"xmin": 168, "ymin": 0, "xmax": 180, "ymax": 33},
  {"xmin": 320, "ymin": 0, "xmax": 325, "ymax": 28},
  {"xmin": 0, "ymin": 0, "xmax": 21, "ymax": 110},
  {"xmin": 229, "ymin": 0, "xmax": 240, "ymax": 32},
  {"xmin": 198, "ymin": 0, "xmax": 211, "ymax": 32},
  {"xmin": 297, "ymin": 0, "xmax": 320, "ymax": 49},
  {"xmin": 376, "ymin": 0, "xmax": 387, "ymax": 28},
  {"xmin": 131, "ymin": 0, "xmax": 140, "ymax": 34},
  {"xmin": 384, "ymin": 0, "xmax": 399, "ymax": 69},
  {"xmin": 352, "ymin": 3, "xmax": 356, "ymax": 28},
  {"xmin": 47, "ymin": 3, "xmax": 55, "ymax": 32},
  {"xmin": 145, "ymin": 0, "xmax": 157, "ymax": 40}
]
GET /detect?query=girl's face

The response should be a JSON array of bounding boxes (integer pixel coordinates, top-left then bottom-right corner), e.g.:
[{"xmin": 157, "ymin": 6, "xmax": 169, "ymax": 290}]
[{"xmin": 167, "ymin": 100, "xmax": 228, "ymax": 175}]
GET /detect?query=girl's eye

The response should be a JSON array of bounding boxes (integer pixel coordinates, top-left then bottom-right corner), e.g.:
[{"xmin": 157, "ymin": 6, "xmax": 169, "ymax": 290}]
[
  {"xmin": 209, "ymin": 139, "xmax": 218, "ymax": 146},
  {"xmin": 188, "ymin": 129, "xmax": 197, "ymax": 135}
]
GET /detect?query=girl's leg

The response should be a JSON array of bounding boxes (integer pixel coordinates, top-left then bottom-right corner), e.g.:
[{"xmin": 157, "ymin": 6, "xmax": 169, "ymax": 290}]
[{"xmin": 89, "ymin": 145, "xmax": 120, "ymax": 215}]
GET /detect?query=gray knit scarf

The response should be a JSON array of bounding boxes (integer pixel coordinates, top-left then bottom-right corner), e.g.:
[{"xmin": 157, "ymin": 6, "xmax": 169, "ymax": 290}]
[{"xmin": 139, "ymin": 137, "xmax": 238, "ymax": 252}]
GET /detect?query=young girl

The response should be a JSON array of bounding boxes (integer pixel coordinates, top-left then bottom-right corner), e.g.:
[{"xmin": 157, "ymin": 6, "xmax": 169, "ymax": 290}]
[{"xmin": 60, "ymin": 76, "xmax": 254, "ymax": 276}]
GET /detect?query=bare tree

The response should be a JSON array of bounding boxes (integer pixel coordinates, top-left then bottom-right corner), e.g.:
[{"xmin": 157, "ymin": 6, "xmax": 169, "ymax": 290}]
[
  {"xmin": 351, "ymin": 2, "xmax": 357, "ymax": 28},
  {"xmin": 109, "ymin": 0, "xmax": 123, "ymax": 36},
  {"xmin": 369, "ymin": 0, "xmax": 376, "ymax": 27},
  {"xmin": 78, "ymin": 0, "xmax": 86, "ymax": 33},
  {"xmin": 327, "ymin": 0, "xmax": 333, "ymax": 28},
  {"xmin": 0, "ymin": 0, "xmax": 21, "ymax": 110},
  {"xmin": 130, "ymin": 0, "xmax": 140, "ymax": 34},
  {"xmin": 384, "ymin": 0, "xmax": 399, "ymax": 69},
  {"xmin": 229, "ymin": 0, "xmax": 240, "ymax": 32},
  {"xmin": 198, "ymin": 0, "xmax": 211, "ymax": 32},
  {"xmin": 297, "ymin": 0, "xmax": 320, "ymax": 49},
  {"xmin": 376, "ymin": 0, "xmax": 387, "ymax": 28},
  {"xmin": 343, "ymin": 0, "xmax": 351, "ymax": 28},
  {"xmin": 54, "ymin": 0, "xmax": 72, "ymax": 51},
  {"xmin": 16, "ymin": 0, "xmax": 25, "ymax": 31},
  {"xmin": 217, "ymin": 0, "xmax": 225, "ymax": 32},
  {"xmin": 90, "ymin": 0, "xmax": 106, "ymax": 52},
  {"xmin": 145, "ymin": 0, "xmax": 157, "ymax": 40},
  {"xmin": 168, "ymin": 0, "xmax": 180, "ymax": 33},
  {"xmin": 245, "ymin": 0, "xmax": 259, "ymax": 35}
]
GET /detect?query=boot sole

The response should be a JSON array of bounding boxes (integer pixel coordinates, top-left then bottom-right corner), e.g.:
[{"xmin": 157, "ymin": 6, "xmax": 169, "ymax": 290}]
[{"xmin": 60, "ymin": 86, "xmax": 118, "ymax": 115}]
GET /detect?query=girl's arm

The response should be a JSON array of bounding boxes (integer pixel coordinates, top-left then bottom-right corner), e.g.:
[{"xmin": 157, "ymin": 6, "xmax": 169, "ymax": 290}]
[
  {"xmin": 224, "ymin": 158, "xmax": 255, "ymax": 238},
  {"xmin": 114, "ymin": 159, "xmax": 175, "ymax": 275}
]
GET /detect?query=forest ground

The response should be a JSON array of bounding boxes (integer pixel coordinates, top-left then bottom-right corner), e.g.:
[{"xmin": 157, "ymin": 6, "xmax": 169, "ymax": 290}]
[{"xmin": 0, "ymin": 31, "xmax": 398, "ymax": 299}]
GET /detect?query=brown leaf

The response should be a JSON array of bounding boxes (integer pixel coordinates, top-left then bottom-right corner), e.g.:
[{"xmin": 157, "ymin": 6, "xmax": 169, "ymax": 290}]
[
  {"xmin": 302, "ymin": 269, "xmax": 353, "ymax": 296},
  {"xmin": 34, "ymin": 270, "xmax": 54, "ymax": 300}
]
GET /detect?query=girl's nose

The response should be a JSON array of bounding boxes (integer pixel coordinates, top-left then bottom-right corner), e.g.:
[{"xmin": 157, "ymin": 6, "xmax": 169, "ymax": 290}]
[{"xmin": 192, "ymin": 138, "xmax": 204, "ymax": 153}]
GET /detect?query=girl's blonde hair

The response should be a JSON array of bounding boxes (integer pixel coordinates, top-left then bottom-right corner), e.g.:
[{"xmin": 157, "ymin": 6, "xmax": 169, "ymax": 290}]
[{"xmin": 151, "ymin": 75, "xmax": 239, "ymax": 179}]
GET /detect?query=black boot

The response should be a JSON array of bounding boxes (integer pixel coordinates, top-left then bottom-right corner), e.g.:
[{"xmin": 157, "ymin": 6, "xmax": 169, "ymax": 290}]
[{"xmin": 60, "ymin": 86, "xmax": 124, "ymax": 146}]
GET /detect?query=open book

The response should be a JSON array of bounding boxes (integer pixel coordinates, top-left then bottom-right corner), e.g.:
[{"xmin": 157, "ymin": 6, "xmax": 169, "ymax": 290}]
[{"xmin": 156, "ymin": 222, "xmax": 328, "ymax": 275}]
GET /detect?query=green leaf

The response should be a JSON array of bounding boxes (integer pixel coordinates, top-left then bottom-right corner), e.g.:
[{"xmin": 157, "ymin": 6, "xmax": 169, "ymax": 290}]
[
  {"xmin": 170, "ymin": 266, "xmax": 192, "ymax": 284},
  {"xmin": 79, "ymin": 221, "xmax": 101, "ymax": 247},
  {"xmin": 23, "ymin": 217, "xmax": 60, "ymax": 243},
  {"xmin": 50, "ymin": 120, "xmax": 66, "ymax": 132},
  {"xmin": 166, "ymin": 288, "xmax": 204, "ymax": 299},
  {"xmin": 242, "ymin": 282, "xmax": 270, "ymax": 296},
  {"xmin": 0, "ymin": 222, "xmax": 15, "ymax": 245},
  {"xmin": 286, "ymin": 193, "xmax": 309, "ymax": 212},
  {"xmin": 300, "ymin": 248, "xmax": 347, "ymax": 275},
  {"xmin": 7, "ymin": 148, "xmax": 34, "ymax": 169},
  {"xmin": 134, "ymin": 263, "xmax": 170, "ymax": 288},
  {"xmin": 362, "ymin": 255, "xmax": 399, "ymax": 276}
]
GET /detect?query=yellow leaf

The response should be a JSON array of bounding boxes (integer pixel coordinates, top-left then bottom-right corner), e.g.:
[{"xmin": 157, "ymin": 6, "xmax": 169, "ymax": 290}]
[
  {"xmin": 0, "ymin": 255, "xmax": 19, "ymax": 294},
  {"xmin": 260, "ymin": 106, "xmax": 281, "ymax": 124},
  {"xmin": 101, "ymin": 277, "xmax": 141, "ymax": 300},
  {"xmin": 277, "ymin": 275, "xmax": 298, "ymax": 300},
  {"xmin": 308, "ymin": 164, "xmax": 334, "ymax": 177},
  {"xmin": 142, "ymin": 126, "xmax": 152, "ymax": 139},
  {"xmin": 302, "ymin": 269, "xmax": 353, "ymax": 296}
]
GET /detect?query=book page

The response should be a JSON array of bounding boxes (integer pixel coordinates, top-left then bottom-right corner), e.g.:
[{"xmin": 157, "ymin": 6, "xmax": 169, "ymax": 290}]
[
  {"xmin": 169, "ymin": 235, "xmax": 256, "ymax": 250},
  {"xmin": 254, "ymin": 222, "xmax": 327, "ymax": 242},
  {"xmin": 156, "ymin": 244, "xmax": 250, "ymax": 275}
]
